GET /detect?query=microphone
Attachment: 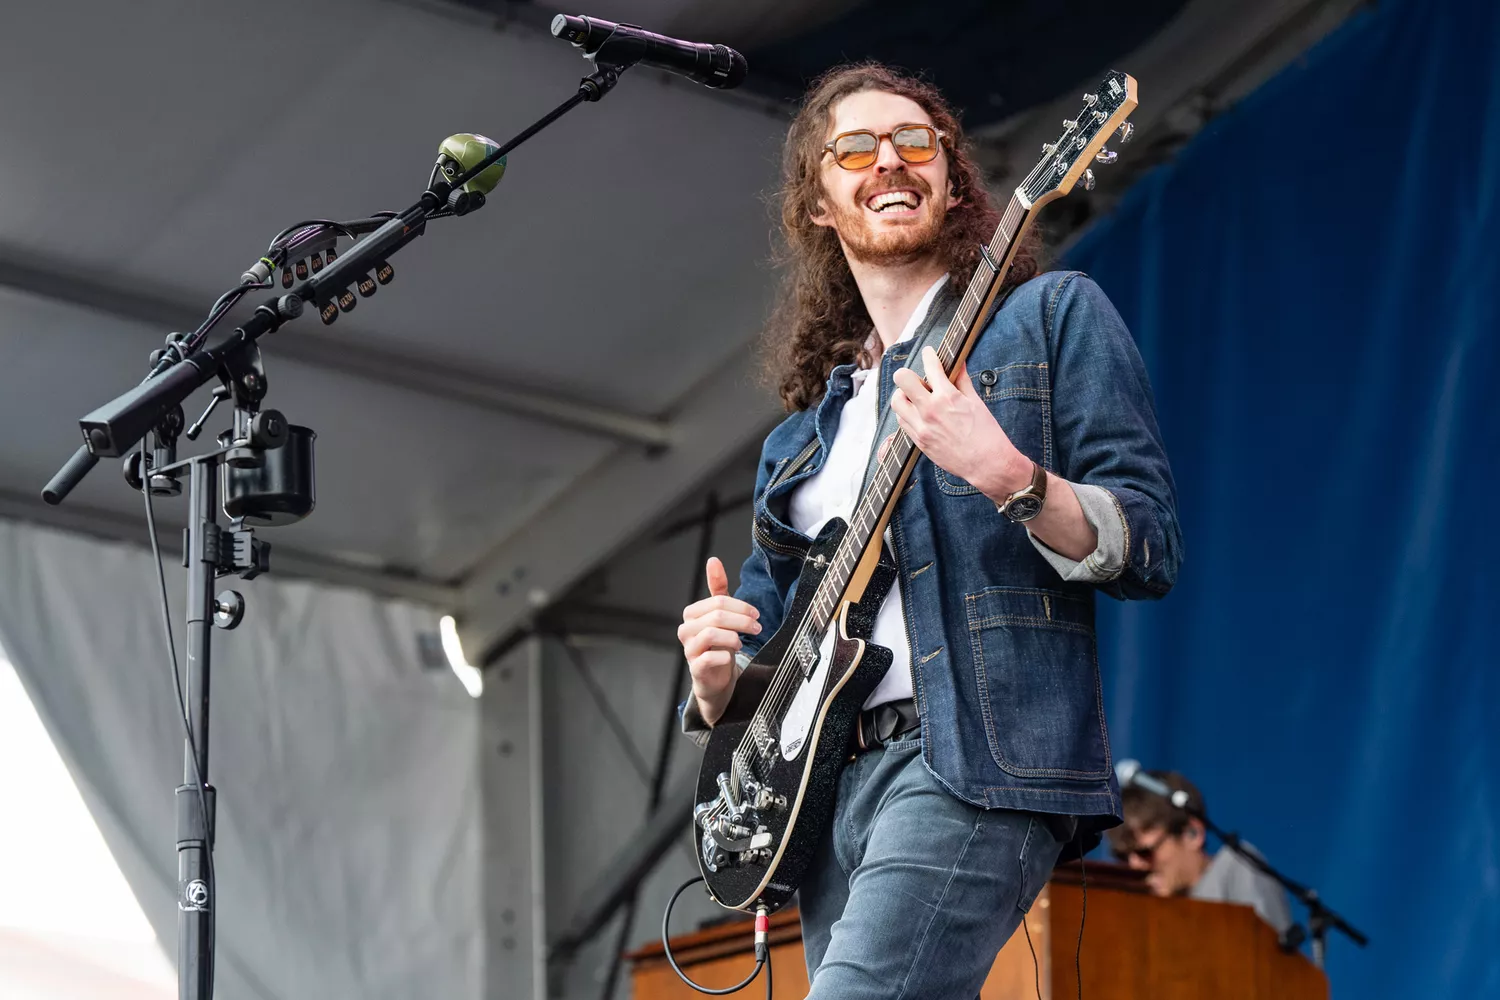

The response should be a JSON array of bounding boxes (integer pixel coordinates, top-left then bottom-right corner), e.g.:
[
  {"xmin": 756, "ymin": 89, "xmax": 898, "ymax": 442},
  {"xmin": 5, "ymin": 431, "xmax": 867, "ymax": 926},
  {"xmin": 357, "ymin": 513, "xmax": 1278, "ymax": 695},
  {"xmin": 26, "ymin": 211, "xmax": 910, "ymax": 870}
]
[
  {"xmin": 435, "ymin": 133, "xmax": 507, "ymax": 197},
  {"xmin": 1115, "ymin": 759, "xmax": 1193, "ymax": 810},
  {"xmin": 550, "ymin": 14, "xmax": 748, "ymax": 90}
]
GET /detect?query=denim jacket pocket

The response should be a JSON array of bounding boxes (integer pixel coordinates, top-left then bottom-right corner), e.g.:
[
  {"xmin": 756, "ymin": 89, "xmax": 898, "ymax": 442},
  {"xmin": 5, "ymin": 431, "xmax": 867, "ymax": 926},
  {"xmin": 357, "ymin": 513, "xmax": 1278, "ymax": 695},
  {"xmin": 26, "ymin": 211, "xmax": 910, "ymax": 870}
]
[
  {"xmin": 964, "ymin": 586, "xmax": 1110, "ymax": 780},
  {"xmin": 935, "ymin": 362, "xmax": 1051, "ymax": 495}
]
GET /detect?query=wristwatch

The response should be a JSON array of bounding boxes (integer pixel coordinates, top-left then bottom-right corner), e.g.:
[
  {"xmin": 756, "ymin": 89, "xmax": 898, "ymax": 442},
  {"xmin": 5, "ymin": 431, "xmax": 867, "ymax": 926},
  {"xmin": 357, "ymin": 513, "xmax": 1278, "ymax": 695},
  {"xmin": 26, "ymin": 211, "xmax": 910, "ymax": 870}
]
[{"xmin": 997, "ymin": 460, "xmax": 1048, "ymax": 522}]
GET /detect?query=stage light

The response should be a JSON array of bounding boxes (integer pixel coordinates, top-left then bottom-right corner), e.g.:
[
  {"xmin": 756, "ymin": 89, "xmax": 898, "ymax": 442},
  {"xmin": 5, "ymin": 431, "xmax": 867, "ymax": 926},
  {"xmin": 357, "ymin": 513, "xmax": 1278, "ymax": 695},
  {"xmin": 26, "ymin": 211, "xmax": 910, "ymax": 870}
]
[{"xmin": 439, "ymin": 615, "xmax": 483, "ymax": 698}]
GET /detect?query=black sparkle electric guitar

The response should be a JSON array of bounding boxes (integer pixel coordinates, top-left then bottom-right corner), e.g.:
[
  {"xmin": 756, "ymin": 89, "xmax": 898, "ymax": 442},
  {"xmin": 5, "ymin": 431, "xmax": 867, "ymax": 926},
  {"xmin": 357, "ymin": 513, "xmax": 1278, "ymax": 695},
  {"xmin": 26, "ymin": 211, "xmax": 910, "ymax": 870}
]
[{"xmin": 693, "ymin": 72, "xmax": 1139, "ymax": 913}]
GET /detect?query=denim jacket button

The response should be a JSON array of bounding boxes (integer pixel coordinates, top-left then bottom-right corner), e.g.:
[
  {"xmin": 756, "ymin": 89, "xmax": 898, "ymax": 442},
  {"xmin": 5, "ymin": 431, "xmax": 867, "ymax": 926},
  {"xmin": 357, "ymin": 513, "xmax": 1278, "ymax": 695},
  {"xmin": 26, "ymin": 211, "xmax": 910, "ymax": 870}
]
[{"xmin": 978, "ymin": 369, "xmax": 998, "ymax": 387}]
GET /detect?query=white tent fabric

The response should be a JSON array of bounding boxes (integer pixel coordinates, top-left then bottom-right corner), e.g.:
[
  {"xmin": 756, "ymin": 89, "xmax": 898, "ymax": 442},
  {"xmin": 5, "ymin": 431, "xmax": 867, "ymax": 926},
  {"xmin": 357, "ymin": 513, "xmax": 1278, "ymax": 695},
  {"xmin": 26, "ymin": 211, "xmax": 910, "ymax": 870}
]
[
  {"xmin": 0, "ymin": 517, "xmax": 480, "ymax": 1000},
  {"xmin": 0, "ymin": 927, "xmax": 173, "ymax": 1000}
]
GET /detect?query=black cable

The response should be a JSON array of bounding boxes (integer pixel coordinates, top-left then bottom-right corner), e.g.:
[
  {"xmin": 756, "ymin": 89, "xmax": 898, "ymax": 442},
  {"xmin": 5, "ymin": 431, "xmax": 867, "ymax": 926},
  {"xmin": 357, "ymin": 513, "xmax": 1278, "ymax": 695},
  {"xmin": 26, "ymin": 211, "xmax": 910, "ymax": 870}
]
[
  {"xmin": 171, "ymin": 216, "xmax": 346, "ymax": 363},
  {"xmin": 268, "ymin": 218, "xmax": 357, "ymax": 245},
  {"xmin": 1023, "ymin": 917, "xmax": 1042, "ymax": 1000},
  {"xmin": 188, "ymin": 282, "xmax": 266, "ymax": 346},
  {"xmin": 141, "ymin": 455, "xmax": 215, "ymax": 994},
  {"xmin": 156, "ymin": 279, "xmax": 265, "ymax": 370},
  {"xmin": 662, "ymin": 877, "xmax": 765, "ymax": 995},
  {"xmin": 153, "ymin": 208, "xmax": 402, "ymax": 377},
  {"xmin": 1075, "ymin": 839, "xmax": 1087, "ymax": 1000}
]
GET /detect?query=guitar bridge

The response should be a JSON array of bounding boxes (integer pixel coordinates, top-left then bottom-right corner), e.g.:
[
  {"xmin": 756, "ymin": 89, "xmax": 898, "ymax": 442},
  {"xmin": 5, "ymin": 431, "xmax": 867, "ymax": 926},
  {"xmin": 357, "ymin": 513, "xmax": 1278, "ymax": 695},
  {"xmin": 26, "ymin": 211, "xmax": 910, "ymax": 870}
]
[{"xmin": 694, "ymin": 772, "xmax": 784, "ymax": 872}]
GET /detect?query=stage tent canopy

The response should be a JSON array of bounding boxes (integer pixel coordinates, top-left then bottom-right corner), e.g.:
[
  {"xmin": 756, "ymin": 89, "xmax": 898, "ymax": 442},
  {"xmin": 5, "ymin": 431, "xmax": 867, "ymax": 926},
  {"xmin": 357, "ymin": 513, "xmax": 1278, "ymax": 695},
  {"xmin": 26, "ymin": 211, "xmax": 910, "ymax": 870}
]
[{"xmin": 0, "ymin": 0, "xmax": 1358, "ymax": 664}]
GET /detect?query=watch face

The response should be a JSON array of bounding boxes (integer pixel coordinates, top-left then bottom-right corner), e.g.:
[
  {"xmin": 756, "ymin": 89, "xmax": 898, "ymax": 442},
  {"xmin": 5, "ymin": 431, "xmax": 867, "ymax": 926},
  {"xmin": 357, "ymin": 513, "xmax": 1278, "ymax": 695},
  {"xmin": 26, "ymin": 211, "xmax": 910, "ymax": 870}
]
[{"xmin": 1006, "ymin": 494, "xmax": 1044, "ymax": 522}]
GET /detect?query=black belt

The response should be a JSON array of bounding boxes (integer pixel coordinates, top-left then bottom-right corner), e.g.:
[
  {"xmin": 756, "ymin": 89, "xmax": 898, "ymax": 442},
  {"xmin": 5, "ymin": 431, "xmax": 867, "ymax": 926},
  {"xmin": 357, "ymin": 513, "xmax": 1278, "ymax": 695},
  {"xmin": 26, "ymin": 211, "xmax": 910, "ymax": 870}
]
[{"xmin": 854, "ymin": 698, "xmax": 921, "ymax": 753}]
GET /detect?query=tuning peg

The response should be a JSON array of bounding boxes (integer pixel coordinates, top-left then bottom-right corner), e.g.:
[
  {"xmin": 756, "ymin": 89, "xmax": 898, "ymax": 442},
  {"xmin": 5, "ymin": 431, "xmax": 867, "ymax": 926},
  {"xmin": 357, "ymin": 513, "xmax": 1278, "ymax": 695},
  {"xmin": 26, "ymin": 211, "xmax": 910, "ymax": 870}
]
[
  {"xmin": 1082, "ymin": 93, "xmax": 1099, "ymax": 107},
  {"xmin": 1095, "ymin": 147, "xmax": 1118, "ymax": 165},
  {"xmin": 1063, "ymin": 119, "xmax": 1078, "ymax": 130},
  {"xmin": 1080, "ymin": 169, "xmax": 1096, "ymax": 192},
  {"xmin": 1116, "ymin": 121, "xmax": 1135, "ymax": 143}
]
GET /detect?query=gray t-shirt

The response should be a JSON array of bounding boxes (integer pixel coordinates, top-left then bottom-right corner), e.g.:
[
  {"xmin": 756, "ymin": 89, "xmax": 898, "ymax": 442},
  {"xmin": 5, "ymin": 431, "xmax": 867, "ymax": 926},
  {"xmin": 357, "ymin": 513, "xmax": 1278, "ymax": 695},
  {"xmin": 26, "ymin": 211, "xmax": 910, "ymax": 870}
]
[{"xmin": 1189, "ymin": 843, "xmax": 1294, "ymax": 935}]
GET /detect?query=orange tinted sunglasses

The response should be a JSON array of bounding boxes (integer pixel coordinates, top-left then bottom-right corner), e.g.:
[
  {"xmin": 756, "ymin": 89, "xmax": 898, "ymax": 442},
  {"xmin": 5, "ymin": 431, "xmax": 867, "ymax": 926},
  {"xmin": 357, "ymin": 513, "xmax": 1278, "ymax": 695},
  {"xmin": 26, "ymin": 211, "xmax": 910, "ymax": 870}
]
[{"xmin": 823, "ymin": 123, "xmax": 949, "ymax": 170}]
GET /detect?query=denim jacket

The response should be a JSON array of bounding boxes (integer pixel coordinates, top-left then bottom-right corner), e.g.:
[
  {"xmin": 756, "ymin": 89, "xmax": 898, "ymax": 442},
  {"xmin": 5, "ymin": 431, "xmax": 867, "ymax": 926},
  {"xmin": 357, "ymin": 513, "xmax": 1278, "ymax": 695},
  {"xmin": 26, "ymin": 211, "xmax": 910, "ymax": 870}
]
[{"xmin": 730, "ymin": 271, "xmax": 1181, "ymax": 824}]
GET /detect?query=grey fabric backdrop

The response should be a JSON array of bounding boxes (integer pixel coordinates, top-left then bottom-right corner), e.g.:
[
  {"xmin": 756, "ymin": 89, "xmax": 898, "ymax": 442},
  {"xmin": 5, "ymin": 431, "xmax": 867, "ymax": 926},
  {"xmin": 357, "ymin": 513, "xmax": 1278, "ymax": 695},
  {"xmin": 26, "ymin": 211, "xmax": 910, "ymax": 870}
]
[{"xmin": 0, "ymin": 518, "xmax": 481, "ymax": 1000}]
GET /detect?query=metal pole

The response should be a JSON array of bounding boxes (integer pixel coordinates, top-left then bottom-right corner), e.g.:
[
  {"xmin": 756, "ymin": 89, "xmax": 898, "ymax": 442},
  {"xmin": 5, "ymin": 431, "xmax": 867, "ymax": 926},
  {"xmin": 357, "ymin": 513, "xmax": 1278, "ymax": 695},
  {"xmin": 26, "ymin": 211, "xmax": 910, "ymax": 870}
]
[
  {"xmin": 596, "ymin": 492, "xmax": 718, "ymax": 1000},
  {"xmin": 528, "ymin": 635, "xmax": 548, "ymax": 1000},
  {"xmin": 177, "ymin": 457, "xmax": 218, "ymax": 1000}
]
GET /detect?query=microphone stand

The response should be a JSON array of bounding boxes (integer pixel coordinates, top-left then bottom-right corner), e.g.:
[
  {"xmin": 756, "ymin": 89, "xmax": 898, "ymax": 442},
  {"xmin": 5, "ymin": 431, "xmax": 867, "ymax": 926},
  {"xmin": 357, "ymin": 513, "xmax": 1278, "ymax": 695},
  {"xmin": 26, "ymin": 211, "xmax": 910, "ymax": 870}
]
[
  {"xmin": 1182, "ymin": 804, "xmax": 1368, "ymax": 969},
  {"xmin": 39, "ymin": 53, "xmax": 634, "ymax": 503},
  {"xmin": 39, "ymin": 52, "xmax": 642, "ymax": 1000}
]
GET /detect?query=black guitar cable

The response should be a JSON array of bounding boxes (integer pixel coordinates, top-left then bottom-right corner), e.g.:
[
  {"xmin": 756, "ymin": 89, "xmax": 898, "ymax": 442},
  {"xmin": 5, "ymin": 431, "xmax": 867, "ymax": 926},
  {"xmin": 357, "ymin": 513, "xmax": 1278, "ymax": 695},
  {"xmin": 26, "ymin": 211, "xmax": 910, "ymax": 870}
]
[
  {"xmin": 1075, "ymin": 841, "xmax": 1088, "ymax": 1000},
  {"xmin": 1023, "ymin": 834, "xmax": 1090, "ymax": 1000},
  {"xmin": 662, "ymin": 876, "xmax": 771, "ymax": 998}
]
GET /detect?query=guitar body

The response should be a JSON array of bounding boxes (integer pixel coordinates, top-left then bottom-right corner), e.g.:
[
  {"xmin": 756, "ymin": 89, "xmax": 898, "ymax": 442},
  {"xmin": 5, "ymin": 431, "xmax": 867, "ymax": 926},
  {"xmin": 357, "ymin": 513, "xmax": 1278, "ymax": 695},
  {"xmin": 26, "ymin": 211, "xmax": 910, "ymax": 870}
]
[{"xmin": 694, "ymin": 518, "xmax": 896, "ymax": 912}]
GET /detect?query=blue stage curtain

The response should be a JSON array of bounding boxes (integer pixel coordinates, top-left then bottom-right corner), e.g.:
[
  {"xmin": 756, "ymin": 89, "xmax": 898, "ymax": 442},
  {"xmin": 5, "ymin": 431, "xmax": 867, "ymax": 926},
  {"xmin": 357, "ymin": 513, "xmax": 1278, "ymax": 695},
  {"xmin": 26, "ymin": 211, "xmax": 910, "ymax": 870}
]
[{"xmin": 1063, "ymin": 0, "xmax": 1499, "ymax": 995}]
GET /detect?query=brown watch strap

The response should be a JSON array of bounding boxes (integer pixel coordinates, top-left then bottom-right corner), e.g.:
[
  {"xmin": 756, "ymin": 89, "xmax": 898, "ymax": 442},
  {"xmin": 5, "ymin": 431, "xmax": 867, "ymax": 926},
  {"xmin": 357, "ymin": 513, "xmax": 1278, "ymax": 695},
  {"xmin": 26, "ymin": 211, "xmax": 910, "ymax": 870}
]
[{"xmin": 997, "ymin": 460, "xmax": 1048, "ymax": 520}]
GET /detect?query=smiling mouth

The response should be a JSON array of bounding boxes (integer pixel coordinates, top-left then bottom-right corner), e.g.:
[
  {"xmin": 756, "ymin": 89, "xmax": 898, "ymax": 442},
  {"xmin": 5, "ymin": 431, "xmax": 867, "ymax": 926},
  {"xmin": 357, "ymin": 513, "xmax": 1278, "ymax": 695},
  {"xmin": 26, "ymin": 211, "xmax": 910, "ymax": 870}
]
[{"xmin": 865, "ymin": 189, "xmax": 922, "ymax": 213}]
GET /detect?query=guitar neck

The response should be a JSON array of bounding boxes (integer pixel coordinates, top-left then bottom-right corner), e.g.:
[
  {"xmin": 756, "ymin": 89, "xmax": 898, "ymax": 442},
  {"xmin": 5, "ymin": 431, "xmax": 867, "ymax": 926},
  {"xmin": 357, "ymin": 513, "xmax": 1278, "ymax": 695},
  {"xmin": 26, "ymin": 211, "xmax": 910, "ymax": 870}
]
[{"xmin": 803, "ymin": 193, "xmax": 1036, "ymax": 632}]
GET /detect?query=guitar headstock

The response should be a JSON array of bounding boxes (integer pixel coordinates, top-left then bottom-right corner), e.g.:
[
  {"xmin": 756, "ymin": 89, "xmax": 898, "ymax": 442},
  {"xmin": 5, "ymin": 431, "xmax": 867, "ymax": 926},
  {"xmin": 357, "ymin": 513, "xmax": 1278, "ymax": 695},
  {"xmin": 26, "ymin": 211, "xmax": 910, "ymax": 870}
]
[{"xmin": 1020, "ymin": 71, "xmax": 1138, "ymax": 208}]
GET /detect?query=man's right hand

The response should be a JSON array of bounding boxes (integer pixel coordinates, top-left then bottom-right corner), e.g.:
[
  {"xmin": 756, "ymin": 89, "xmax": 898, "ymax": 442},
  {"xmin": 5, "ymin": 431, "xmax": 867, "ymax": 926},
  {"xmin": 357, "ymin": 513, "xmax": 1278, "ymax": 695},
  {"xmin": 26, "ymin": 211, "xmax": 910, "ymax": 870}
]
[{"xmin": 678, "ymin": 556, "xmax": 761, "ymax": 727}]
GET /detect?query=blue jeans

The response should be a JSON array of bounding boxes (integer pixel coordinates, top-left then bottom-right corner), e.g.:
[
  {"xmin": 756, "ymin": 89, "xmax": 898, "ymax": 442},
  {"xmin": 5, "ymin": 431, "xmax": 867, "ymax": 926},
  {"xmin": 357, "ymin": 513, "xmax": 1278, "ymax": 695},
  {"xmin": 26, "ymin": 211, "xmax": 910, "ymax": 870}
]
[{"xmin": 799, "ymin": 733, "xmax": 1073, "ymax": 999}]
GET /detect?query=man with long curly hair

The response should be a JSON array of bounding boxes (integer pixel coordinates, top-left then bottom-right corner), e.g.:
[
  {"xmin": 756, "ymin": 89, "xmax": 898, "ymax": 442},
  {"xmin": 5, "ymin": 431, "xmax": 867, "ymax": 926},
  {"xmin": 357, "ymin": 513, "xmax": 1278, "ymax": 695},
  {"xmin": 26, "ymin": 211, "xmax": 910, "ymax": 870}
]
[{"xmin": 679, "ymin": 63, "xmax": 1181, "ymax": 997}]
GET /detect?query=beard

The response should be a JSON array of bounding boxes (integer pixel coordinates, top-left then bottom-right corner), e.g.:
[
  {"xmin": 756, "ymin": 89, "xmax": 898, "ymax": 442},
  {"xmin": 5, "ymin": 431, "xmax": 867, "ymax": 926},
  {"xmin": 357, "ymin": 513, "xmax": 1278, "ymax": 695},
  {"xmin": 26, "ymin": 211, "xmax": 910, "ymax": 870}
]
[{"xmin": 827, "ymin": 174, "xmax": 948, "ymax": 266}]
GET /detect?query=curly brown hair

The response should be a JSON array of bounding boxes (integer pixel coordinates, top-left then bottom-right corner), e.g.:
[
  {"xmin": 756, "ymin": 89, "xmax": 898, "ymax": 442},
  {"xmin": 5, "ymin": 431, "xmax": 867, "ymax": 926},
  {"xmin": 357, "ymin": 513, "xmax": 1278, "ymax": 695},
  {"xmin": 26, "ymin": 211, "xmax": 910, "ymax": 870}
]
[{"xmin": 764, "ymin": 63, "xmax": 1041, "ymax": 412}]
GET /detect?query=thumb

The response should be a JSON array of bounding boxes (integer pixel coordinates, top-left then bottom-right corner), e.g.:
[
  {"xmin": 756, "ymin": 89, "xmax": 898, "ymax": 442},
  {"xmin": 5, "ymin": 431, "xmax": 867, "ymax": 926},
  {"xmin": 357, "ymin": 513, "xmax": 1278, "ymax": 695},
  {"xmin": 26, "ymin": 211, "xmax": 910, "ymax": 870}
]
[{"xmin": 705, "ymin": 557, "xmax": 730, "ymax": 597}]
